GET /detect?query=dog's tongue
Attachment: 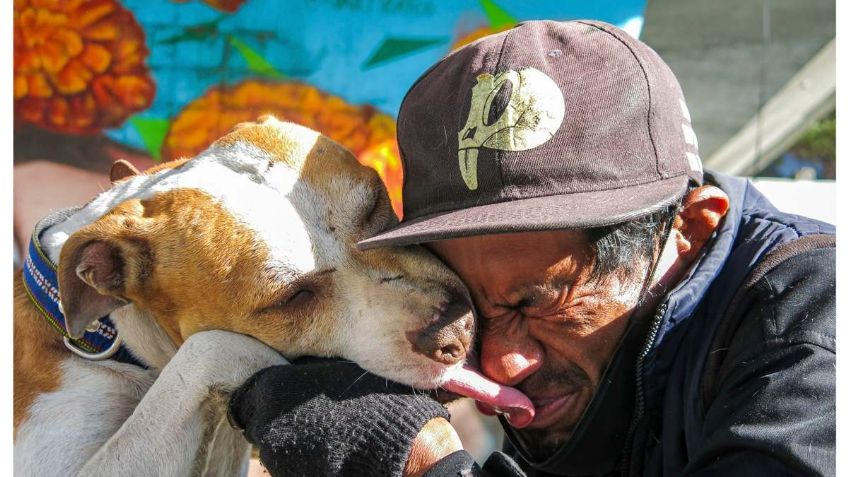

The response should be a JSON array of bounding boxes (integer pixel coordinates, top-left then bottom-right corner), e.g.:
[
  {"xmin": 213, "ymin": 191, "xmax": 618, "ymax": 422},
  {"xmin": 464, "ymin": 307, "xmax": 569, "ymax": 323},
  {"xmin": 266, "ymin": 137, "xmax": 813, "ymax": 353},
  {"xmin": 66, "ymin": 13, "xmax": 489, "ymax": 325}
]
[{"xmin": 443, "ymin": 364, "xmax": 535, "ymax": 428}]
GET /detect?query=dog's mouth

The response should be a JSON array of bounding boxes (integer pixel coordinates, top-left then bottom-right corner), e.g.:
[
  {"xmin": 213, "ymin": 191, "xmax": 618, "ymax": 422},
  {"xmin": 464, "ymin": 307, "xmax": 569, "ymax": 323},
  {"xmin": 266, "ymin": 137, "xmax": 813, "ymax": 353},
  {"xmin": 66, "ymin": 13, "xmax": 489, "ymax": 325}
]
[{"xmin": 439, "ymin": 363, "xmax": 535, "ymax": 428}]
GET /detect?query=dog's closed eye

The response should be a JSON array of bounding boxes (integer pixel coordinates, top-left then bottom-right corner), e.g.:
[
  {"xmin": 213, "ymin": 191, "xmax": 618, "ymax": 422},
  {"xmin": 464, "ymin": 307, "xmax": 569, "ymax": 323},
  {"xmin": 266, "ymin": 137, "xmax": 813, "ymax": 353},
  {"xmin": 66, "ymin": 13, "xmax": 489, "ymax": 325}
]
[
  {"xmin": 259, "ymin": 268, "xmax": 336, "ymax": 313},
  {"xmin": 359, "ymin": 195, "xmax": 382, "ymax": 228},
  {"xmin": 278, "ymin": 288, "xmax": 315, "ymax": 307},
  {"xmin": 256, "ymin": 287, "xmax": 315, "ymax": 316}
]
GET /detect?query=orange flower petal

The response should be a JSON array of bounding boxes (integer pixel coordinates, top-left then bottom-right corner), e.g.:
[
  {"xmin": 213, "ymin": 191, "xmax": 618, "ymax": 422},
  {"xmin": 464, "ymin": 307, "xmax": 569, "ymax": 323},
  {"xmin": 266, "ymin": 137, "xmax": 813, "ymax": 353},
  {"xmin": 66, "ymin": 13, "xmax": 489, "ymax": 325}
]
[
  {"xmin": 27, "ymin": 72, "xmax": 52, "ymax": 98},
  {"xmin": 17, "ymin": 8, "xmax": 35, "ymax": 29},
  {"xmin": 49, "ymin": 28, "xmax": 84, "ymax": 58},
  {"xmin": 37, "ymin": 39, "xmax": 71, "ymax": 73},
  {"xmin": 31, "ymin": 0, "xmax": 81, "ymax": 9},
  {"xmin": 108, "ymin": 38, "xmax": 143, "ymax": 74},
  {"xmin": 55, "ymin": 58, "xmax": 93, "ymax": 94},
  {"xmin": 15, "ymin": 51, "xmax": 42, "ymax": 73},
  {"xmin": 71, "ymin": 0, "xmax": 115, "ymax": 28},
  {"xmin": 68, "ymin": 93, "xmax": 97, "ymax": 130},
  {"xmin": 112, "ymin": 75, "xmax": 154, "ymax": 109},
  {"xmin": 89, "ymin": 74, "xmax": 114, "ymax": 106},
  {"xmin": 14, "ymin": 75, "xmax": 28, "ymax": 99},
  {"xmin": 113, "ymin": 36, "xmax": 140, "ymax": 60},
  {"xmin": 34, "ymin": 8, "xmax": 67, "ymax": 28},
  {"xmin": 64, "ymin": 0, "xmax": 88, "ymax": 11},
  {"xmin": 47, "ymin": 96, "xmax": 69, "ymax": 127},
  {"xmin": 83, "ymin": 18, "xmax": 119, "ymax": 41},
  {"xmin": 109, "ymin": 53, "xmax": 142, "ymax": 75},
  {"xmin": 80, "ymin": 43, "xmax": 111, "ymax": 73}
]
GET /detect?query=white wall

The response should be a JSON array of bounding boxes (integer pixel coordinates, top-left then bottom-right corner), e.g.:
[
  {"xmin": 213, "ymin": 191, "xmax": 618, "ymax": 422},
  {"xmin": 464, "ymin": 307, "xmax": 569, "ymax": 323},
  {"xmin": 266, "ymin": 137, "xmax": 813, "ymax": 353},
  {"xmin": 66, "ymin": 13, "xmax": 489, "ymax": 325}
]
[{"xmin": 749, "ymin": 178, "xmax": 836, "ymax": 226}]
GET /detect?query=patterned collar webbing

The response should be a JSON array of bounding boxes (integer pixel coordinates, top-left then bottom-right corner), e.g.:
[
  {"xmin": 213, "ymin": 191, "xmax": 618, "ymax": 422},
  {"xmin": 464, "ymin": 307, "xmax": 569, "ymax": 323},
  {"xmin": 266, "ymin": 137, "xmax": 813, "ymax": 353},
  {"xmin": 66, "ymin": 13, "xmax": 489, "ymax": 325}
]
[{"xmin": 22, "ymin": 208, "xmax": 146, "ymax": 368}]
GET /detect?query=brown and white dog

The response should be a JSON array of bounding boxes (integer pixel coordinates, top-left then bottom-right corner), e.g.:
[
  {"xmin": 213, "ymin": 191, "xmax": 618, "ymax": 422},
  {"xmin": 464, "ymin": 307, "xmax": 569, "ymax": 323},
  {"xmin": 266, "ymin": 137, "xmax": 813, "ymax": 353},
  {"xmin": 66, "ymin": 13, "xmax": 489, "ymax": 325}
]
[{"xmin": 13, "ymin": 117, "xmax": 477, "ymax": 476}]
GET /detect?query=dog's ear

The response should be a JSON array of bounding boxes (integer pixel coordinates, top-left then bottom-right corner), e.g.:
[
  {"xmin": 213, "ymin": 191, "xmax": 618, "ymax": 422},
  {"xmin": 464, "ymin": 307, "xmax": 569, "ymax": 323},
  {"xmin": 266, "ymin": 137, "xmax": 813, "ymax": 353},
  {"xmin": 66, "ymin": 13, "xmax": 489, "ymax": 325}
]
[
  {"xmin": 110, "ymin": 159, "xmax": 140, "ymax": 183},
  {"xmin": 58, "ymin": 238, "xmax": 130, "ymax": 338}
]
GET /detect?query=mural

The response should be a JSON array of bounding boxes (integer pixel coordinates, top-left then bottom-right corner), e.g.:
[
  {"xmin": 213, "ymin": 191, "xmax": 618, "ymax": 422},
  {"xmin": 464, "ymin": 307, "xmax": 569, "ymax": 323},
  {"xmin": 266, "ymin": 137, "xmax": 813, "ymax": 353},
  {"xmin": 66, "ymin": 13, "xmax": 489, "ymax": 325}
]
[{"xmin": 14, "ymin": 0, "xmax": 646, "ymax": 218}]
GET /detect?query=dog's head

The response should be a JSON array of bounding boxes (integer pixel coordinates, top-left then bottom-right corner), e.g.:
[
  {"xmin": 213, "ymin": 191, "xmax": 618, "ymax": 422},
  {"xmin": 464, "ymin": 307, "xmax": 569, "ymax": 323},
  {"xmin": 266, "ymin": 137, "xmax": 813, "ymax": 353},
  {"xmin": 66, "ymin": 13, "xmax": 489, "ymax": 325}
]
[{"xmin": 55, "ymin": 117, "xmax": 472, "ymax": 387}]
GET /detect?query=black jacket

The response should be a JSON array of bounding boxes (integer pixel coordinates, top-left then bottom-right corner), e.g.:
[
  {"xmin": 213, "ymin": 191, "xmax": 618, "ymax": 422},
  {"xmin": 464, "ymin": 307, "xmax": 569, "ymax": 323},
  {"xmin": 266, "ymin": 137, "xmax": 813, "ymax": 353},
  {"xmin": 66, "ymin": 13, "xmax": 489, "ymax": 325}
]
[{"xmin": 429, "ymin": 172, "xmax": 835, "ymax": 477}]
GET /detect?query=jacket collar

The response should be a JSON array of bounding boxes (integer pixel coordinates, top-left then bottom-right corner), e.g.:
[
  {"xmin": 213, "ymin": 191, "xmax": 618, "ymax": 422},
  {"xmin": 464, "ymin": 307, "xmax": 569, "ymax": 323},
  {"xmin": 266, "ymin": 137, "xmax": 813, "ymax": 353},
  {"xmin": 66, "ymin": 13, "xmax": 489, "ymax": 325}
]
[{"xmin": 638, "ymin": 172, "xmax": 744, "ymax": 404}]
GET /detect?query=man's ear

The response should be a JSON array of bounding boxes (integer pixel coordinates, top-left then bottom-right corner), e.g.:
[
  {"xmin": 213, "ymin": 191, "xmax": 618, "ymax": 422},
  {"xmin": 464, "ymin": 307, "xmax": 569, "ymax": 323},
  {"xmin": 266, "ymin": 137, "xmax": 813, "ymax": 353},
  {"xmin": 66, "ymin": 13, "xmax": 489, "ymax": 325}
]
[
  {"xmin": 58, "ymin": 237, "xmax": 130, "ymax": 338},
  {"xmin": 674, "ymin": 185, "xmax": 730, "ymax": 257},
  {"xmin": 110, "ymin": 159, "xmax": 140, "ymax": 183}
]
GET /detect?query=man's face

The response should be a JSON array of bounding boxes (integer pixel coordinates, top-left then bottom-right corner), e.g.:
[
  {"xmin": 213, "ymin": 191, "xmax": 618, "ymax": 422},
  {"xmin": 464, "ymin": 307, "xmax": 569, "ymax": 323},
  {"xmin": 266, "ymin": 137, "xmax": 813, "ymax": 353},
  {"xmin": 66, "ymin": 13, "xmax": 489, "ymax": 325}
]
[{"xmin": 428, "ymin": 230, "xmax": 649, "ymax": 453}]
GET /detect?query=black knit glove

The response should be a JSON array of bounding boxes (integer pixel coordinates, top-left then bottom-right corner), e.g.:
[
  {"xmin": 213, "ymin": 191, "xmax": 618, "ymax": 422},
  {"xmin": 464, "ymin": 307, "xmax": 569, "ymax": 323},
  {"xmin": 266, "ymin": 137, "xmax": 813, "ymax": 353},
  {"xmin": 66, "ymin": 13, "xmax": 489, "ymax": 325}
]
[{"xmin": 228, "ymin": 357, "xmax": 450, "ymax": 477}]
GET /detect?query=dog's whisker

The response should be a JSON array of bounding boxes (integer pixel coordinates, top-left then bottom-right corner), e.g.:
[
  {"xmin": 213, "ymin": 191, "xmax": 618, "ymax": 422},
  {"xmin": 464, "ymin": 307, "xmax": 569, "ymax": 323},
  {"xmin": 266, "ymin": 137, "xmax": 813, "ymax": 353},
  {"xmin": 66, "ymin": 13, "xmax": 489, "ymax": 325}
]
[{"xmin": 340, "ymin": 371, "xmax": 370, "ymax": 396}]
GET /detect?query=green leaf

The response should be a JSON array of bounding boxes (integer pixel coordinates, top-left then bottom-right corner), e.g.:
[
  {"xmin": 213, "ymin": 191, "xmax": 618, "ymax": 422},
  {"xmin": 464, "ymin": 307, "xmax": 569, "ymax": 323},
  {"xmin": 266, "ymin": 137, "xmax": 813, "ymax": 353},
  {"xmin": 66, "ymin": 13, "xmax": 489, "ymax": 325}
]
[
  {"xmin": 363, "ymin": 37, "xmax": 448, "ymax": 69},
  {"xmin": 158, "ymin": 16, "xmax": 227, "ymax": 45},
  {"xmin": 480, "ymin": 0, "xmax": 517, "ymax": 29},
  {"xmin": 130, "ymin": 117, "xmax": 171, "ymax": 161},
  {"xmin": 229, "ymin": 36, "xmax": 284, "ymax": 79}
]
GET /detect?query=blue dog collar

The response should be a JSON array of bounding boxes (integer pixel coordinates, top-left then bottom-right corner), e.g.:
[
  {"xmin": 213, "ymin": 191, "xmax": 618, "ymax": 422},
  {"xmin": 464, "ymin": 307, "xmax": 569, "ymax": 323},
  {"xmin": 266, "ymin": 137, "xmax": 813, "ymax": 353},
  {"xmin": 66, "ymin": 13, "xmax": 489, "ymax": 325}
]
[{"xmin": 22, "ymin": 208, "xmax": 147, "ymax": 369}]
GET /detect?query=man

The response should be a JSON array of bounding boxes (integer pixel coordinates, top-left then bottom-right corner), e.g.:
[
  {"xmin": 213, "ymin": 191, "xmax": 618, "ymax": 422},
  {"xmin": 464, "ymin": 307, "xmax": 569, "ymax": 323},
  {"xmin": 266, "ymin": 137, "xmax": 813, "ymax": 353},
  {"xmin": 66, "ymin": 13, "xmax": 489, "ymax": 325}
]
[{"xmin": 228, "ymin": 20, "xmax": 835, "ymax": 476}]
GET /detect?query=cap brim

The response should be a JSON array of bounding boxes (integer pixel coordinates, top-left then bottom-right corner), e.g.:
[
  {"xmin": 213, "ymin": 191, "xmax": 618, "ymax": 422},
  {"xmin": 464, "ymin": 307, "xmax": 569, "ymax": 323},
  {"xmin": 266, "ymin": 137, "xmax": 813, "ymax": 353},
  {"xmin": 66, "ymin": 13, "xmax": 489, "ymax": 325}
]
[{"xmin": 358, "ymin": 175, "xmax": 689, "ymax": 250}]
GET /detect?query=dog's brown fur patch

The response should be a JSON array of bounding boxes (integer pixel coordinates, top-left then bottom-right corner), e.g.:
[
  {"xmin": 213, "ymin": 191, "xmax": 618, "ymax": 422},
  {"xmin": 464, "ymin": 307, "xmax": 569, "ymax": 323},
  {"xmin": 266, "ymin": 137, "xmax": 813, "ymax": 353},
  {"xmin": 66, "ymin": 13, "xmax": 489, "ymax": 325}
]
[{"xmin": 13, "ymin": 274, "xmax": 64, "ymax": 434}]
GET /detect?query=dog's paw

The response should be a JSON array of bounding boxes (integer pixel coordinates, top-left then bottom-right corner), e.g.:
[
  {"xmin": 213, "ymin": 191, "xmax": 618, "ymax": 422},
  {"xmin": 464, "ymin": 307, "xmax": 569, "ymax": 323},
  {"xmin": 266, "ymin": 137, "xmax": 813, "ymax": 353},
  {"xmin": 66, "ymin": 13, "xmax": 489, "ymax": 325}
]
[{"xmin": 175, "ymin": 330, "xmax": 288, "ymax": 392}]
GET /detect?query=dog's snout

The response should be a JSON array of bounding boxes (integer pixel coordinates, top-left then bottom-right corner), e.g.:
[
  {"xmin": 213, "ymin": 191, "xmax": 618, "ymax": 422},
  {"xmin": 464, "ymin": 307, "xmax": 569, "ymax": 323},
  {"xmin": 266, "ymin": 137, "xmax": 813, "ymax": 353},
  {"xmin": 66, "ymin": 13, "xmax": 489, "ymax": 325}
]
[
  {"xmin": 410, "ymin": 297, "xmax": 473, "ymax": 366},
  {"xmin": 440, "ymin": 295, "xmax": 470, "ymax": 323}
]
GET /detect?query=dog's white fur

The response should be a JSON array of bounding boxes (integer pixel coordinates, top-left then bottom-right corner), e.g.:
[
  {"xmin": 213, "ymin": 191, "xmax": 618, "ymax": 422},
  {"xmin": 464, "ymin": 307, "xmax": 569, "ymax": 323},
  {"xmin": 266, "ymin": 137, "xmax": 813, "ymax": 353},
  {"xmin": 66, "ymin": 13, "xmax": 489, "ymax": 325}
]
[
  {"xmin": 16, "ymin": 331, "xmax": 277, "ymax": 477},
  {"xmin": 15, "ymin": 119, "xmax": 471, "ymax": 476}
]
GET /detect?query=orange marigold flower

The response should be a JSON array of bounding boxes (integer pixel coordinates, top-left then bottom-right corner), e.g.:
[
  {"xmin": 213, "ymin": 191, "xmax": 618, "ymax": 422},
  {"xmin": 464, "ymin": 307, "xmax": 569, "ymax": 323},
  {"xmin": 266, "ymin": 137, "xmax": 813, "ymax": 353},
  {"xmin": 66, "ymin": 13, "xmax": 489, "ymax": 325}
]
[
  {"xmin": 358, "ymin": 139, "xmax": 404, "ymax": 218},
  {"xmin": 14, "ymin": 0, "xmax": 155, "ymax": 134},
  {"xmin": 164, "ymin": 80, "xmax": 405, "ymax": 216}
]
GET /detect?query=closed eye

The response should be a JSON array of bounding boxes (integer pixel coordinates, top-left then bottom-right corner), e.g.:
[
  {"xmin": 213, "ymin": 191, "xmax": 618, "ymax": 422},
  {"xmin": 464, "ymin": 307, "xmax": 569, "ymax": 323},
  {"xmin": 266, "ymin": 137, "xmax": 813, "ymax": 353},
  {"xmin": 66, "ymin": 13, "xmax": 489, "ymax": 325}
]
[
  {"xmin": 379, "ymin": 274, "xmax": 404, "ymax": 284},
  {"xmin": 363, "ymin": 194, "xmax": 381, "ymax": 223},
  {"xmin": 359, "ymin": 177, "xmax": 390, "ymax": 227},
  {"xmin": 259, "ymin": 268, "xmax": 335, "ymax": 313},
  {"xmin": 278, "ymin": 288, "xmax": 315, "ymax": 307}
]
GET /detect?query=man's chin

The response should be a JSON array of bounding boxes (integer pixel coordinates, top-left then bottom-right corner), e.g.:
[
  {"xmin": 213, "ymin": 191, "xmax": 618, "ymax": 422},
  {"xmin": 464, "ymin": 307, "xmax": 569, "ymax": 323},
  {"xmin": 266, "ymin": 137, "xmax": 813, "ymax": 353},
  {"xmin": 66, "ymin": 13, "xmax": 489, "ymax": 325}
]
[
  {"xmin": 507, "ymin": 388, "xmax": 593, "ymax": 460},
  {"xmin": 512, "ymin": 426, "xmax": 575, "ymax": 460}
]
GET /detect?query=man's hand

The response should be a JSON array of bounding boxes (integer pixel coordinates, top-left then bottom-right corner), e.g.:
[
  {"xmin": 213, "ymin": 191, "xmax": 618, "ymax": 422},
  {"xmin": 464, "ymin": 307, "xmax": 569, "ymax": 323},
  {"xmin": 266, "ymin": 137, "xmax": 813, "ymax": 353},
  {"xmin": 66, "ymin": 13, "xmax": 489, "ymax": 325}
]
[
  {"xmin": 405, "ymin": 418, "xmax": 463, "ymax": 477},
  {"xmin": 228, "ymin": 357, "xmax": 460, "ymax": 477}
]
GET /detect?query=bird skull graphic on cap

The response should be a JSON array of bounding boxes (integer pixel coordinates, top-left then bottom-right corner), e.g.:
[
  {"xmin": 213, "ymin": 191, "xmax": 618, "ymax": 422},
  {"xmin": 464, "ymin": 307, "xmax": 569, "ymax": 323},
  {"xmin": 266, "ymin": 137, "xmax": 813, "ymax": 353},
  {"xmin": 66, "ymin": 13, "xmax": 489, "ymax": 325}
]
[{"xmin": 457, "ymin": 67, "xmax": 565, "ymax": 190}]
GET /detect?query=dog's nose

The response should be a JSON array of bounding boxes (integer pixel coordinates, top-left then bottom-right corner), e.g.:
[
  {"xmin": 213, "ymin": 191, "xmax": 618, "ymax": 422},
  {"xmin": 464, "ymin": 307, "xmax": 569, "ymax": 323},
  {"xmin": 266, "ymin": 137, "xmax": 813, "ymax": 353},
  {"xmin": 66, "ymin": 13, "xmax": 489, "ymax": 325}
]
[{"xmin": 411, "ymin": 297, "xmax": 473, "ymax": 365}]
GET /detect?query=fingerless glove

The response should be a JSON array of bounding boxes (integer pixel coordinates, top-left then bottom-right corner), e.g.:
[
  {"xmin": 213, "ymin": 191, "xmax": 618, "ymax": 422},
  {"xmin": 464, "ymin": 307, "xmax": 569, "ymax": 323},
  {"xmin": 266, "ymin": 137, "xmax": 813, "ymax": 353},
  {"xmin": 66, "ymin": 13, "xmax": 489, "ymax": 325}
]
[{"xmin": 228, "ymin": 357, "xmax": 450, "ymax": 477}]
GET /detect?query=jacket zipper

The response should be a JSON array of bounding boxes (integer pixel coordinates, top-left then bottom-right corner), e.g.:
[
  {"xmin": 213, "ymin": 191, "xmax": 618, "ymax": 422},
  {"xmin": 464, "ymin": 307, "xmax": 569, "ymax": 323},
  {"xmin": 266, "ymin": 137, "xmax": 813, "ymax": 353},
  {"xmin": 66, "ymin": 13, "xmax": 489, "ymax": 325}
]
[{"xmin": 619, "ymin": 302, "xmax": 668, "ymax": 477}]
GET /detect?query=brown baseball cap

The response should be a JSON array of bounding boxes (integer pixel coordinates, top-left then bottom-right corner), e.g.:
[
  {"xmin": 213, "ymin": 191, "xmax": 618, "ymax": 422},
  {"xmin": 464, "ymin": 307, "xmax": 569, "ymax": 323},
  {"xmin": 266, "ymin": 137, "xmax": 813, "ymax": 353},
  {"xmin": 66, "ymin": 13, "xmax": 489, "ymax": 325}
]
[{"xmin": 359, "ymin": 20, "xmax": 703, "ymax": 249}]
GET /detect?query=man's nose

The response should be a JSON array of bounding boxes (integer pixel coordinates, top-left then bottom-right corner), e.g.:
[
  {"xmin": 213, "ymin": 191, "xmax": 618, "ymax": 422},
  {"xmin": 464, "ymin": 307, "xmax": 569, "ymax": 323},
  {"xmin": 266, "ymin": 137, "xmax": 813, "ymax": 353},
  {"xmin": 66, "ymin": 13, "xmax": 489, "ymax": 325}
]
[
  {"xmin": 480, "ymin": 330, "xmax": 543, "ymax": 386},
  {"xmin": 410, "ymin": 297, "xmax": 473, "ymax": 365}
]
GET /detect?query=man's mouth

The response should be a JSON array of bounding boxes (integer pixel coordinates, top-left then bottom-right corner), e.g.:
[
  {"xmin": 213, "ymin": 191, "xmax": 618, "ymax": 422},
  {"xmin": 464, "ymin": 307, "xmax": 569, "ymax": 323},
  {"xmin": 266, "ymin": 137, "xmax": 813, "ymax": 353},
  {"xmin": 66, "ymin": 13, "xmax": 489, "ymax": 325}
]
[
  {"xmin": 441, "ymin": 363, "xmax": 536, "ymax": 428},
  {"xmin": 522, "ymin": 392, "xmax": 580, "ymax": 429}
]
